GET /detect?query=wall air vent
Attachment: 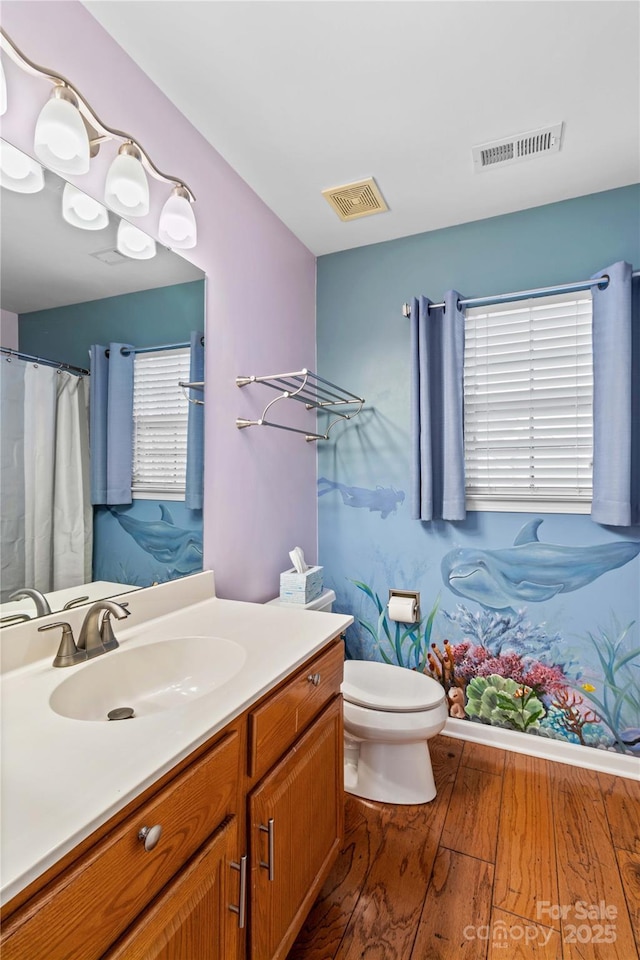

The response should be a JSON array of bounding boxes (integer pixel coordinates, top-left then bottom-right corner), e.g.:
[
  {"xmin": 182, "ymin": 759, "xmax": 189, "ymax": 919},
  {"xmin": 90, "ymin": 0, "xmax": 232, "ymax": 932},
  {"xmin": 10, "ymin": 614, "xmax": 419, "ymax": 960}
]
[
  {"xmin": 472, "ymin": 123, "xmax": 563, "ymax": 172},
  {"xmin": 322, "ymin": 177, "xmax": 388, "ymax": 221}
]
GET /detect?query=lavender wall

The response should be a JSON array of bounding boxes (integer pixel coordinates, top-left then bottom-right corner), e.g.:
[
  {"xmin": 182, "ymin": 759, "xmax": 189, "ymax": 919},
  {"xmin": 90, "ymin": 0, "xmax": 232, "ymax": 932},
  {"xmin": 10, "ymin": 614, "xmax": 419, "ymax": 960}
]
[{"xmin": 1, "ymin": 1, "xmax": 317, "ymax": 600}]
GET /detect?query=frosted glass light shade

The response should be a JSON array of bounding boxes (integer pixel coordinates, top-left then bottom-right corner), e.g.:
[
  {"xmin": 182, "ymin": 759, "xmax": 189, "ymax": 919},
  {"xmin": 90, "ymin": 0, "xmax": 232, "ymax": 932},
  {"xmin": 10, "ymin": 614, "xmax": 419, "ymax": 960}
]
[
  {"xmin": 34, "ymin": 92, "xmax": 90, "ymax": 175},
  {"xmin": 0, "ymin": 60, "xmax": 7, "ymax": 117},
  {"xmin": 0, "ymin": 142, "xmax": 44, "ymax": 193},
  {"xmin": 62, "ymin": 182, "xmax": 109, "ymax": 230},
  {"xmin": 158, "ymin": 189, "xmax": 197, "ymax": 249},
  {"xmin": 105, "ymin": 149, "xmax": 149, "ymax": 218},
  {"xmin": 117, "ymin": 219, "xmax": 156, "ymax": 260}
]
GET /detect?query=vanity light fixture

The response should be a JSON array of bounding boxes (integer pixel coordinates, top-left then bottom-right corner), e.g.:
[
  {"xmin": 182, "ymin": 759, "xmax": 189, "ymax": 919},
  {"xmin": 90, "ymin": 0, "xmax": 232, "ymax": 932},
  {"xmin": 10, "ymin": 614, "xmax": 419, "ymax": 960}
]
[
  {"xmin": 117, "ymin": 219, "xmax": 156, "ymax": 260},
  {"xmin": 34, "ymin": 85, "xmax": 90, "ymax": 175},
  {"xmin": 104, "ymin": 143, "xmax": 149, "ymax": 218},
  {"xmin": 0, "ymin": 141, "xmax": 44, "ymax": 193},
  {"xmin": 62, "ymin": 182, "xmax": 109, "ymax": 230},
  {"xmin": 158, "ymin": 185, "xmax": 197, "ymax": 249},
  {"xmin": 0, "ymin": 28, "xmax": 197, "ymax": 247},
  {"xmin": 0, "ymin": 58, "xmax": 7, "ymax": 116}
]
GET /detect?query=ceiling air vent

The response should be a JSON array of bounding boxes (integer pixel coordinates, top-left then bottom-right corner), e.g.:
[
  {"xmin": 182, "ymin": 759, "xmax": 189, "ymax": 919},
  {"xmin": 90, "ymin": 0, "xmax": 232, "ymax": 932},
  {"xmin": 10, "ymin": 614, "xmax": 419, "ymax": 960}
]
[
  {"xmin": 472, "ymin": 123, "xmax": 563, "ymax": 172},
  {"xmin": 90, "ymin": 248, "xmax": 128, "ymax": 266},
  {"xmin": 322, "ymin": 177, "xmax": 388, "ymax": 221}
]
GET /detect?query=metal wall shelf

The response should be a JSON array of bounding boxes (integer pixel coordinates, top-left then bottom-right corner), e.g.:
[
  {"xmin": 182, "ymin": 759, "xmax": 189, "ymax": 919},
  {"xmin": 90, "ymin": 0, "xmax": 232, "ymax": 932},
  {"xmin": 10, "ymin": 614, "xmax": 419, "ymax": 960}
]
[{"xmin": 235, "ymin": 368, "xmax": 364, "ymax": 442}]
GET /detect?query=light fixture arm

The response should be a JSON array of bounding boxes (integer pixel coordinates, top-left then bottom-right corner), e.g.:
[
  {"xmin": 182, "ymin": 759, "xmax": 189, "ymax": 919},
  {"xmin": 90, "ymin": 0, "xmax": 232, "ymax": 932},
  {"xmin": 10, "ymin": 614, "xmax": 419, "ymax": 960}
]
[{"xmin": 0, "ymin": 27, "xmax": 195, "ymax": 201}]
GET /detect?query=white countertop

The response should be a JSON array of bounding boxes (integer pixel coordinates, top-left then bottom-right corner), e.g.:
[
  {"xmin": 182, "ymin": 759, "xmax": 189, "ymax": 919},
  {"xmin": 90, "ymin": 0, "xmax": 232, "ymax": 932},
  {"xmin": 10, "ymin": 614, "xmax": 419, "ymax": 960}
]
[{"xmin": 0, "ymin": 587, "xmax": 352, "ymax": 905}]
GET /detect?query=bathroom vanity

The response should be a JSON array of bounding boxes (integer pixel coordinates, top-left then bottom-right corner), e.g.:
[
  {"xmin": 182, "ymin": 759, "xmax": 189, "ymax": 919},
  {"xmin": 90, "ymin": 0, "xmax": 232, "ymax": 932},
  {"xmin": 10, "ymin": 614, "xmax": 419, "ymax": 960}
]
[{"xmin": 0, "ymin": 574, "xmax": 352, "ymax": 960}]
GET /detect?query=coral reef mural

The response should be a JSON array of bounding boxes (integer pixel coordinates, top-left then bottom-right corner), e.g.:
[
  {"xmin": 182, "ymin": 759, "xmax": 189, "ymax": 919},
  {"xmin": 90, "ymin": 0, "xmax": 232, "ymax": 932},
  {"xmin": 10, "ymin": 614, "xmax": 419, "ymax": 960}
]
[{"xmin": 338, "ymin": 524, "xmax": 640, "ymax": 757}]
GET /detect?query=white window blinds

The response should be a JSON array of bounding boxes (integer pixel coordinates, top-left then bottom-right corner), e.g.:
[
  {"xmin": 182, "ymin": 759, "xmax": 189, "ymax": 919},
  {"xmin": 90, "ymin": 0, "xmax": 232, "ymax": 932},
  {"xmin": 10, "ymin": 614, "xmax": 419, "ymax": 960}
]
[
  {"xmin": 132, "ymin": 348, "xmax": 190, "ymax": 498},
  {"xmin": 463, "ymin": 292, "xmax": 593, "ymax": 510}
]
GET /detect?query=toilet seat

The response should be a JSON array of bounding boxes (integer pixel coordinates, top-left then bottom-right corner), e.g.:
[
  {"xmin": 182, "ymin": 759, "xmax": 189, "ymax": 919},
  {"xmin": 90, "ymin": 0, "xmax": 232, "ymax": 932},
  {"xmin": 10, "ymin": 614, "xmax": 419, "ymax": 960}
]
[{"xmin": 342, "ymin": 660, "xmax": 445, "ymax": 713}]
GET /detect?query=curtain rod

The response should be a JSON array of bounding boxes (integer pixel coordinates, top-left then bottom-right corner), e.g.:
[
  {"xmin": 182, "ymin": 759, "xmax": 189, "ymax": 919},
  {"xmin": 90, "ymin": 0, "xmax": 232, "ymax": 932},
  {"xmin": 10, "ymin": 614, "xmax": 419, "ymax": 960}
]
[
  {"xmin": 105, "ymin": 336, "xmax": 204, "ymax": 358},
  {"xmin": 401, "ymin": 271, "xmax": 640, "ymax": 317},
  {"xmin": 1, "ymin": 347, "xmax": 88, "ymax": 375}
]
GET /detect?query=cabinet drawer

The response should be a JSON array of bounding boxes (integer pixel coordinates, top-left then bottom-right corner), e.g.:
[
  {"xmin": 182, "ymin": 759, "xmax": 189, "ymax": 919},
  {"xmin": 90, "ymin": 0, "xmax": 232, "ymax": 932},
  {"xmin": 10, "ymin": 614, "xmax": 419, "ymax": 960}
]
[
  {"xmin": 249, "ymin": 640, "xmax": 343, "ymax": 781},
  {"xmin": 1, "ymin": 730, "xmax": 240, "ymax": 960}
]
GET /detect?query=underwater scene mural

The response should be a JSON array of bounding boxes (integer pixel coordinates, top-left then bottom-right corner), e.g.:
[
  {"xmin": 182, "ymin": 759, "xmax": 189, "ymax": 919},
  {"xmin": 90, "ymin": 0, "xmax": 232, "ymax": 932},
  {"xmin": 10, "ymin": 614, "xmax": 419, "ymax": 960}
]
[
  {"xmin": 319, "ymin": 485, "xmax": 640, "ymax": 758},
  {"xmin": 94, "ymin": 501, "xmax": 203, "ymax": 587}
]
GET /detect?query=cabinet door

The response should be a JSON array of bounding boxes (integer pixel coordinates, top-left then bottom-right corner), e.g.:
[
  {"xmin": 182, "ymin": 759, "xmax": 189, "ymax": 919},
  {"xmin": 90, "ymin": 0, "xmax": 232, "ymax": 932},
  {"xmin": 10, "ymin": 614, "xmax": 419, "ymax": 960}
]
[
  {"xmin": 103, "ymin": 817, "xmax": 241, "ymax": 960},
  {"xmin": 249, "ymin": 697, "xmax": 343, "ymax": 960}
]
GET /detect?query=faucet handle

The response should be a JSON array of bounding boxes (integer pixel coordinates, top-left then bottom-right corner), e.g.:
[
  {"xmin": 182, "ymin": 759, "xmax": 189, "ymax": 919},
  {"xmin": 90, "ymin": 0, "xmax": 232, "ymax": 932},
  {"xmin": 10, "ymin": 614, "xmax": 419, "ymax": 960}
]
[
  {"xmin": 63, "ymin": 595, "xmax": 90, "ymax": 611},
  {"xmin": 38, "ymin": 622, "xmax": 87, "ymax": 668},
  {"xmin": 100, "ymin": 602, "xmax": 130, "ymax": 652}
]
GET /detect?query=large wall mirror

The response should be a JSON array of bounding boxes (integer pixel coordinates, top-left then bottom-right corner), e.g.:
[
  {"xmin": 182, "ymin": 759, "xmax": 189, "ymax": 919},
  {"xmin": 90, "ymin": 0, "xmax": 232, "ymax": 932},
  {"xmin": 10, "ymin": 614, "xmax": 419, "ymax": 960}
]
[{"xmin": 0, "ymin": 139, "xmax": 206, "ymax": 623}]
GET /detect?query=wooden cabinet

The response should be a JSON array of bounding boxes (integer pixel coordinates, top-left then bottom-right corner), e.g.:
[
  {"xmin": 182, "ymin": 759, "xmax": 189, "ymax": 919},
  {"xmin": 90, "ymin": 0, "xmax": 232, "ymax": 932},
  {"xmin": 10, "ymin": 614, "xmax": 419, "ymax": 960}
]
[
  {"xmin": 249, "ymin": 698, "xmax": 343, "ymax": 960},
  {"xmin": 103, "ymin": 816, "xmax": 239, "ymax": 960},
  {"xmin": 0, "ymin": 637, "xmax": 344, "ymax": 960},
  {"xmin": 0, "ymin": 730, "xmax": 241, "ymax": 960}
]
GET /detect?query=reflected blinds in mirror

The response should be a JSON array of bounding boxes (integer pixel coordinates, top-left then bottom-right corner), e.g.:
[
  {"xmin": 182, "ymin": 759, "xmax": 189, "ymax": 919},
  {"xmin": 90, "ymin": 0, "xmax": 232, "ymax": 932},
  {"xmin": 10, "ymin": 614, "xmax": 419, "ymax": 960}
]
[{"xmin": 132, "ymin": 348, "xmax": 190, "ymax": 498}]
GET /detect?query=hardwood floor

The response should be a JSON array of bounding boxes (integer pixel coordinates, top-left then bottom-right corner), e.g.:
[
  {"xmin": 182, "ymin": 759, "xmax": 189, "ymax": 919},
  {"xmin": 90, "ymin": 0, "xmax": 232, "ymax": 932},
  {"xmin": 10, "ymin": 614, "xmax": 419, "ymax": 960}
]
[{"xmin": 287, "ymin": 736, "xmax": 640, "ymax": 960}]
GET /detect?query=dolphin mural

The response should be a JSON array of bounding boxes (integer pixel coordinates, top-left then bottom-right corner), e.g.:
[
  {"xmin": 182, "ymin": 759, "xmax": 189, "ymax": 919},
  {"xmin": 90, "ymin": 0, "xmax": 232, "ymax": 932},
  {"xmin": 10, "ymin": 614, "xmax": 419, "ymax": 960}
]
[
  {"xmin": 109, "ymin": 505, "xmax": 203, "ymax": 577},
  {"xmin": 317, "ymin": 478, "xmax": 405, "ymax": 519},
  {"xmin": 441, "ymin": 519, "xmax": 640, "ymax": 610}
]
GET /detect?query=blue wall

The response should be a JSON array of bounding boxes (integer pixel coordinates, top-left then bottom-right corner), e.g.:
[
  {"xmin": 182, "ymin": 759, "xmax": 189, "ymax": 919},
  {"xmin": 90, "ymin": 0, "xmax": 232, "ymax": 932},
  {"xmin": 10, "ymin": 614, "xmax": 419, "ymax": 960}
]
[
  {"xmin": 20, "ymin": 280, "xmax": 205, "ymax": 587},
  {"xmin": 19, "ymin": 279, "xmax": 204, "ymax": 370},
  {"xmin": 317, "ymin": 185, "xmax": 640, "ymax": 755}
]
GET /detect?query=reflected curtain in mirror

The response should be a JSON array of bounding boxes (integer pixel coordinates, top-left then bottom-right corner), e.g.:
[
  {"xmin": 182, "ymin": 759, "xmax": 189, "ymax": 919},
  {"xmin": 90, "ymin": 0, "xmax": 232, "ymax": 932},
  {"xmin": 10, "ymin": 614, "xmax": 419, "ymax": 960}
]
[
  {"xmin": 185, "ymin": 330, "xmax": 204, "ymax": 510},
  {"xmin": 90, "ymin": 343, "xmax": 134, "ymax": 505},
  {"xmin": 0, "ymin": 357, "xmax": 92, "ymax": 599}
]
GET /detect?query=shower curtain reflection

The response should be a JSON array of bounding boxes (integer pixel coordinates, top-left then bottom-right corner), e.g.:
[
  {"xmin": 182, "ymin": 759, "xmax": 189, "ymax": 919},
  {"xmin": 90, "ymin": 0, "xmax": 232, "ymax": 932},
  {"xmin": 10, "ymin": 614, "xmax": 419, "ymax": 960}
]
[{"xmin": 0, "ymin": 357, "xmax": 92, "ymax": 601}]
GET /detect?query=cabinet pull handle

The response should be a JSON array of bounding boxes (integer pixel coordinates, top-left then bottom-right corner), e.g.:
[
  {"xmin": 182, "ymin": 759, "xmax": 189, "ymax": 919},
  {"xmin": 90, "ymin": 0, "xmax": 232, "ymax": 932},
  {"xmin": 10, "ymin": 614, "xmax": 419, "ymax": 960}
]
[
  {"xmin": 138, "ymin": 824, "xmax": 162, "ymax": 852},
  {"xmin": 229, "ymin": 855, "xmax": 247, "ymax": 928},
  {"xmin": 307, "ymin": 673, "xmax": 321, "ymax": 686},
  {"xmin": 259, "ymin": 818, "xmax": 275, "ymax": 881}
]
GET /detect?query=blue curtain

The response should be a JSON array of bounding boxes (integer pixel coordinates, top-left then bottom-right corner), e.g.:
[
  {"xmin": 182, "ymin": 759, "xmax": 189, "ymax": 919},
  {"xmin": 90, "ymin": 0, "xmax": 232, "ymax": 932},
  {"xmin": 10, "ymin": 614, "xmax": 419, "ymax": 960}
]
[
  {"xmin": 410, "ymin": 290, "xmax": 466, "ymax": 521},
  {"xmin": 185, "ymin": 331, "xmax": 204, "ymax": 510},
  {"xmin": 89, "ymin": 343, "xmax": 134, "ymax": 505},
  {"xmin": 591, "ymin": 261, "xmax": 637, "ymax": 526}
]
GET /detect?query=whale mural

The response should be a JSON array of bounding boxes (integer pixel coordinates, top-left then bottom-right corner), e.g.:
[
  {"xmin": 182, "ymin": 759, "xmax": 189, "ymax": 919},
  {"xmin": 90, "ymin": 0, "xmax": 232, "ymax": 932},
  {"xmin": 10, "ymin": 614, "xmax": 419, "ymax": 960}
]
[
  {"xmin": 109, "ymin": 504, "xmax": 203, "ymax": 577},
  {"xmin": 441, "ymin": 519, "xmax": 640, "ymax": 610},
  {"xmin": 317, "ymin": 477, "xmax": 405, "ymax": 519}
]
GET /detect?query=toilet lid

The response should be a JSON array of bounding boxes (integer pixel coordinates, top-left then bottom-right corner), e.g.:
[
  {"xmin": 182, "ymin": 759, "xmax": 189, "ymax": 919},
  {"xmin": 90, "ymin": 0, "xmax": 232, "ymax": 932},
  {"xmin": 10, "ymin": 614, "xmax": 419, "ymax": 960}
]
[{"xmin": 342, "ymin": 660, "xmax": 445, "ymax": 713}]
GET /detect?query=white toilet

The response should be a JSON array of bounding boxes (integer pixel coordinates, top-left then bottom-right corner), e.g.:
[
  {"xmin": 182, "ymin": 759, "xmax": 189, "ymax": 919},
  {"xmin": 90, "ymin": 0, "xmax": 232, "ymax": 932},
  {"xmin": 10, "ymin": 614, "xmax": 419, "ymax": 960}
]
[{"xmin": 341, "ymin": 660, "xmax": 448, "ymax": 805}]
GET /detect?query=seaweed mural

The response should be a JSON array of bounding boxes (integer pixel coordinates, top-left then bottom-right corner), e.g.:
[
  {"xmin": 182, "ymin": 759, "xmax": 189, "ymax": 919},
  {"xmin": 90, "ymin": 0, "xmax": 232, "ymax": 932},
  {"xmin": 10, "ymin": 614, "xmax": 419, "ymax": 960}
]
[
  {"xmin": 349, "ymin": 578, "xmax": 639, "ymax": 756},
  {"xmin": 351, "ymin": 580, "xmax": 438, "ymax": 670}
]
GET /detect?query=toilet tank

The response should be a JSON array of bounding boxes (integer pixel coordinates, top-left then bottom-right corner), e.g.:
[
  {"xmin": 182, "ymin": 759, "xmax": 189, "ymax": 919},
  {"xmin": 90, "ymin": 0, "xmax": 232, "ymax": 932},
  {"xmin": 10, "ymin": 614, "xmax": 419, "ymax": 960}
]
[{"xmin": 266, "ymin": 588, "xmax": 336, "ymax": 613}]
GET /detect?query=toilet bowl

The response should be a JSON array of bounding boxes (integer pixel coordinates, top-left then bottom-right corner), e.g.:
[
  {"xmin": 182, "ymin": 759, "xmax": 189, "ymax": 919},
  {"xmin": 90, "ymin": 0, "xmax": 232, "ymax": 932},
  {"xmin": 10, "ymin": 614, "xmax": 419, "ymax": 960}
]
[{"xmin": 341, "ymin": 660, "xmax": 448, "ymax": 805}]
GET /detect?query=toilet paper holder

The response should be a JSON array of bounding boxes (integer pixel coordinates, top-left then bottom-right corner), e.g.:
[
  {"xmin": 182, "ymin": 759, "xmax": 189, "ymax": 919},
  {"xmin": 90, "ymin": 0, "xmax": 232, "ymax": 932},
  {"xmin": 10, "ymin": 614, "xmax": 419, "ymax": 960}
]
[{"xmin": 387, "ymin": 589, "xmax": 421, "ymax": 624}]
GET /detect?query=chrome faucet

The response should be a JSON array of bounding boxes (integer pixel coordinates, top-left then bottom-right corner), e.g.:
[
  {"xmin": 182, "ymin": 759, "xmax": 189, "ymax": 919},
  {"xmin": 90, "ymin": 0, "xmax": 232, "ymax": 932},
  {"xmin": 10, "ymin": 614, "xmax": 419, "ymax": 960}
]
[
  {"xmin": 77, "ymin": 600, "xmax": 131, "ymax": 660},
  {"xmin": 9, "ymin": 588, "xmax": 52, "ymax": 616}
]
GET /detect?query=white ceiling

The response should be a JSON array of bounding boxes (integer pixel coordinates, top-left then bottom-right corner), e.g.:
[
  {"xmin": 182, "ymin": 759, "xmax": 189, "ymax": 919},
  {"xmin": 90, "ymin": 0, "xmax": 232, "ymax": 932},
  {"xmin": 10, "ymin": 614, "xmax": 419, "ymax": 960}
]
[{"xmin": 84, "ymin": 1, "xmax": 639, "ymax": 257}]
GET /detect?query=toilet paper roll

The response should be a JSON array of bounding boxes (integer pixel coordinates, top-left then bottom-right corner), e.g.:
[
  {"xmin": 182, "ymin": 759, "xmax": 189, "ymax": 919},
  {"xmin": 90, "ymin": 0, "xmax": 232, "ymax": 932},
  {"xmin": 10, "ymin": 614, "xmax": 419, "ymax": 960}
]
[{"xmin": 387, "ymin": 596, "xmax": 417, "ymax": 623}]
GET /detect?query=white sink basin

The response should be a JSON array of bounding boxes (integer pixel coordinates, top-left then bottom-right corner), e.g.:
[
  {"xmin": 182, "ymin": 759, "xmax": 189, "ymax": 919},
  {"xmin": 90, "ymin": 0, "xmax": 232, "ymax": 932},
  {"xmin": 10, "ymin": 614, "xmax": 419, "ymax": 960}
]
[{"xmin": 49, "ymin": 636, "xmax": 247, "ymax": 721}]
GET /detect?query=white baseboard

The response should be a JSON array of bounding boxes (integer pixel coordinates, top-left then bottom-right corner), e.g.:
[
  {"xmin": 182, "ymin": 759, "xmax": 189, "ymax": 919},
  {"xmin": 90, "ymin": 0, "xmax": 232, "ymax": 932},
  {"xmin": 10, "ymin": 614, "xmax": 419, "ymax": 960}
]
[{"xmin": 443, "ymin": 718, "xmax": 640, "ymax": 782}]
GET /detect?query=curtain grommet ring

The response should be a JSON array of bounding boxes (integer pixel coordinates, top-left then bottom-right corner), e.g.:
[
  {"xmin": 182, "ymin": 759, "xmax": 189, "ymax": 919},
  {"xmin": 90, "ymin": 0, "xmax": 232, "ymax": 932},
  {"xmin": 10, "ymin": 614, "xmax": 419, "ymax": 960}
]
[{"xmin": 597, "ymin": 274, "xmax": 610, "ymax": 290}]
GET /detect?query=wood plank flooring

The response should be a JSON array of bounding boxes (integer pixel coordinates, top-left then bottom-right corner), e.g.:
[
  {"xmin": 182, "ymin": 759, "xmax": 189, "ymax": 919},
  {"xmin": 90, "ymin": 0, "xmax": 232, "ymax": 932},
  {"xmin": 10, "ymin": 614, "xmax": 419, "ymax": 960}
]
[{"xmin": 287, "ymin": 736, "xmax": 640, "ymax": 960}]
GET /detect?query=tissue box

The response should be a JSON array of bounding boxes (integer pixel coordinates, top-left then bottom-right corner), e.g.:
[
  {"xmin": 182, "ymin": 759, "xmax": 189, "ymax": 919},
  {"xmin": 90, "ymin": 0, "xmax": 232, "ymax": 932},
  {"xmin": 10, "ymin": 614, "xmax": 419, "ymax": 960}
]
[{"xmin": 279, "ymin": 565, "xmax": 324, "ymax": 605}]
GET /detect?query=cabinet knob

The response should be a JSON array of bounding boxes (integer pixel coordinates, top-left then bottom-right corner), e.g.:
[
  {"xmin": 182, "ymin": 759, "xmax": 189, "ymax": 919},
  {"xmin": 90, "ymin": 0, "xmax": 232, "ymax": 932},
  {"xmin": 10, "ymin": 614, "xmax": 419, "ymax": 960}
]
[
  {"xmin": 138, "ymin": 824, "xmax": 162, "ymax": 851},
  {"xmin": 307, "ymin": 673, "xmax": 321, "ymax": 686}
]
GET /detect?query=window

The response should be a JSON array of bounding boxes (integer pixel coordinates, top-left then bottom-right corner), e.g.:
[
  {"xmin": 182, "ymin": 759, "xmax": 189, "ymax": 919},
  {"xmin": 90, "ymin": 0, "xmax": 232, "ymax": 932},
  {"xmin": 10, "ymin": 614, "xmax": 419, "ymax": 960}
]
[
  {"xmin": 463, "ymin": 292, "xmax": 593, "ymax": 513},
  {"xmin": 132, "ymin": 348, "xmax": 191, "ymax": 499}
]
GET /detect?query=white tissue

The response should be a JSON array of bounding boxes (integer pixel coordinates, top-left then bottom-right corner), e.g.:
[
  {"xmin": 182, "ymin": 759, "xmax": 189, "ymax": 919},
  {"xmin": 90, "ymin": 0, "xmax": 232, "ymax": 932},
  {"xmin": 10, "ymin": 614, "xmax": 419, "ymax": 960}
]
[
  {"xmin": 289, "ymin": 547, "xmax": 308, "ymax": 574},
  {"xmin": 387, "ymin": 596, "xmax": 418, "ymax": 623}
]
